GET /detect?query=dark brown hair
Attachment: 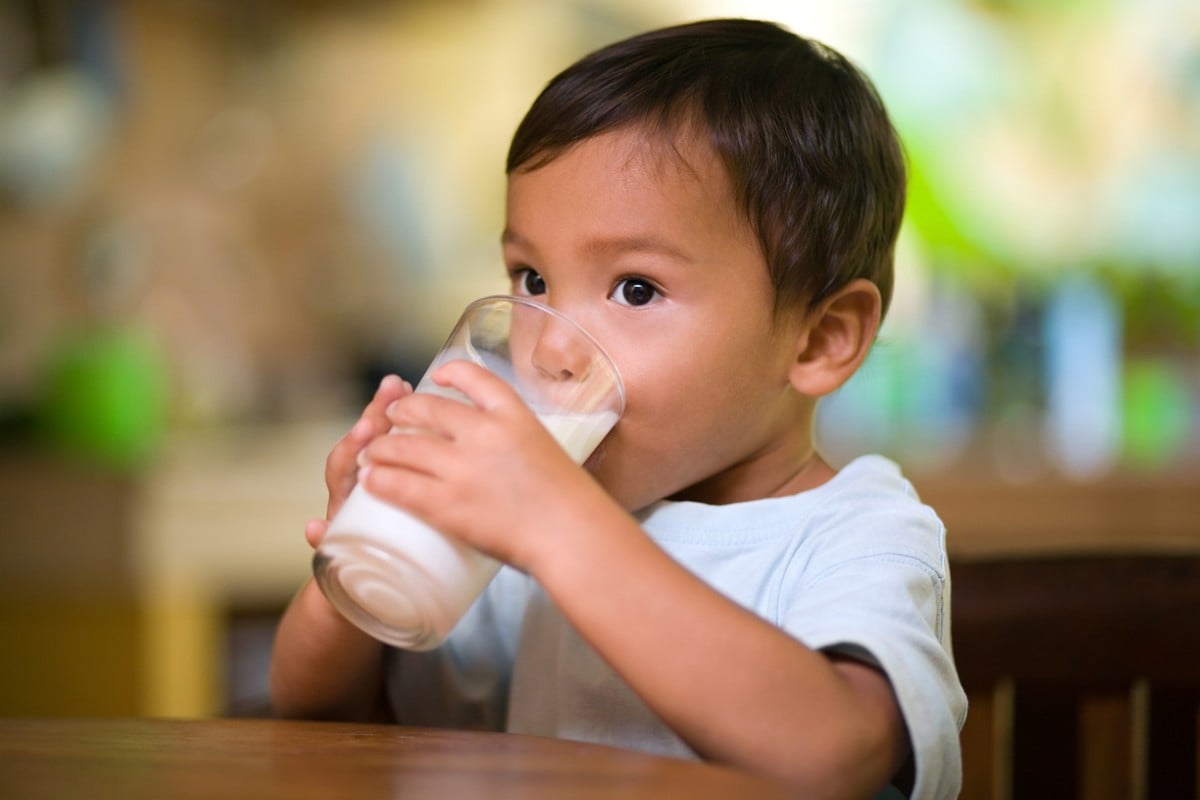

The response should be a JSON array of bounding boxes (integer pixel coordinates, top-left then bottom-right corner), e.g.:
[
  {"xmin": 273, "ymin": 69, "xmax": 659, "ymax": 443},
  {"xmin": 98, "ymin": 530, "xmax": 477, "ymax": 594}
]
[{"xmin": 507, "ymin": 18, "xmax": 905, "ymax": 318}]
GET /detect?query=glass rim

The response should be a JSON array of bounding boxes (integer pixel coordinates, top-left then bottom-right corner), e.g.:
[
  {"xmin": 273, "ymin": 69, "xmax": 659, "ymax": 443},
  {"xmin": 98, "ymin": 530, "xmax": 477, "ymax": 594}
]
[{"xmin": 463, "ymin": 294, "xmax": 626, "ymax": 417}]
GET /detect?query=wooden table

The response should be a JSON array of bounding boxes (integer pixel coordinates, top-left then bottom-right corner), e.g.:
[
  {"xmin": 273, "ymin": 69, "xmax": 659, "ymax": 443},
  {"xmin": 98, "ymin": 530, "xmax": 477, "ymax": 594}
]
[{"xmin": 0, "ymin": 717, "xmax": 794, "ymax": 799}]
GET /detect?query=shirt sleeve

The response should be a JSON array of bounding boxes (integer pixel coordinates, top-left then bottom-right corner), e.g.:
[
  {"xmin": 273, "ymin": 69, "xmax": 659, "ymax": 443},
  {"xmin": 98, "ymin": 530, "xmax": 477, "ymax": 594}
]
[{"xmin": 780, "ymin": 500, "xmax": 967, "ymax": 800}]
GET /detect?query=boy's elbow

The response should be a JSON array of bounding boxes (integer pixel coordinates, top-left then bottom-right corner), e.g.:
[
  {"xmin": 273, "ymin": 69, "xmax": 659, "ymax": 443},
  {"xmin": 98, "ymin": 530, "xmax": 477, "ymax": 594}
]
[
  {"xmin": 267, "ymin": 661, "xmax": 354, "ymax": 722},
  {"xmin": 733, "ymin": 740, "xmax": 892, "ymax": 800},
  {"xmin": 823, "ymin": 722, "xmax": 907, "ymax": 799},
  {"xmin": 775, "ymin": 658, "xmax": 911, "ymax": 799},
  {"xmin": 778, "ymin": 715, "xmax": 910, "ymax": 800},
  {"xmin": 267, "ymin": 668, "xmax": 385, "ymax": 723},
  {"xmin": 717, "ymin": 697, "xmax": 905, "ymax": 800},
  {"xmin": 267, "ymin": 668, "xmax": 317, "ymax": 720}
]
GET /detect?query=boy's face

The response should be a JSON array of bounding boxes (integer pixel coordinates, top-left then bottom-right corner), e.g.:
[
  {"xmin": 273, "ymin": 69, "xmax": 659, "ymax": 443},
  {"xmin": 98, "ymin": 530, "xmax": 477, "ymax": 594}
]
[{"xmin": 503, "ymin": 127, "xmax": 815, "ymax": 511}]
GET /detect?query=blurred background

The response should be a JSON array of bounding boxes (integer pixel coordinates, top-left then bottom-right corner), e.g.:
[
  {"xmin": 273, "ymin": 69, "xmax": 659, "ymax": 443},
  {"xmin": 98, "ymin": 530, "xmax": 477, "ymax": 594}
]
[{"xmin": 0, "ymin": 0, "xmax": 1196, "ymax": 749}]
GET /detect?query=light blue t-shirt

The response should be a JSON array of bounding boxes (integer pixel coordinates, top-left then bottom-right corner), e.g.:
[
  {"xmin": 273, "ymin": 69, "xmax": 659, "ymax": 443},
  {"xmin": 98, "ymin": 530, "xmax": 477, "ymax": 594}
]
[{"xmin": 385, "ymin": 455, "xmax": 966, "ymax": 799}]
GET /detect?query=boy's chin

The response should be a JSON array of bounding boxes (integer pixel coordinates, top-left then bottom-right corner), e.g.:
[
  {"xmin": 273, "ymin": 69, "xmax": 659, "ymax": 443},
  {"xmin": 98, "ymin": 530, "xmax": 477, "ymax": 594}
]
[{"xmin": 598, "ymin": 474, "xmax": 675, "ymax": 516}]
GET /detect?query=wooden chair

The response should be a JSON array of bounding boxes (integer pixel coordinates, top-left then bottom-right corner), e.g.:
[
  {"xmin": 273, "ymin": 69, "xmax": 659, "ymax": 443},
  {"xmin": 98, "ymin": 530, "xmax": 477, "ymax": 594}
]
[{"xmin": 951, "ymin": 555, "xmax": 1200, "ymax": 799}]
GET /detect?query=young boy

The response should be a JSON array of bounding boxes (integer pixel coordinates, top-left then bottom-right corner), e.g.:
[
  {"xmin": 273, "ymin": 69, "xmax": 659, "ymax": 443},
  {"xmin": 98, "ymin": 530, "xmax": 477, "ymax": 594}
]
[{"xmin": 271, "ymin": 18, "xmax": 966, "ymax": 800}]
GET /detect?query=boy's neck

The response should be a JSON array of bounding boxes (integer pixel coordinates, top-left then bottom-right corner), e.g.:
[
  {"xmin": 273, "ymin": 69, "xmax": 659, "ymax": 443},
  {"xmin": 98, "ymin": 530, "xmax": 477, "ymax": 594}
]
[{"xmin": 667, "ymin": 446, "xmax": 836, "ymax": 506}]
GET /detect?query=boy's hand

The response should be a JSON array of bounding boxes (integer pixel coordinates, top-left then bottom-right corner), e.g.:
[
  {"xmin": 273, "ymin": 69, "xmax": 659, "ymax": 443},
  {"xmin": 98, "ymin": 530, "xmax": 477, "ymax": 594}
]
[
  {"xmin": 359, "ymin": 360, "xmax": 605, "ymax": 572},
  {"xmin": 305, "ymin": 374, "xmax": 413, "ymax": 549}
]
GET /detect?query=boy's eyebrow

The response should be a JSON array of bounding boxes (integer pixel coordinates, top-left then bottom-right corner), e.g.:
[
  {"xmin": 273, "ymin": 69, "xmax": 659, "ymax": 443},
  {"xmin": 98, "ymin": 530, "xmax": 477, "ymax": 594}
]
[{"xmin": 501, "ymin": 228, "xmax": 694, "ymax": 263}]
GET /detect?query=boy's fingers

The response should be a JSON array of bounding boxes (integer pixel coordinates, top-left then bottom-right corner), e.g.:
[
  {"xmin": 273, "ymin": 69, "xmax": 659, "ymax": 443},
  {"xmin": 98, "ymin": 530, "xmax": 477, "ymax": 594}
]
[
  {"xmin": 357, "ymin": 375, "xmax": 412, "ymax": 440},
  {"xmin": 325, "ymin": 377, "xmax": 411, "ymax": 493},
  {"xmin": 324, "ymin": 375, "xmax": 415, "ymax": 515},
  {"xmin": 430, "ymin": 361, "xmax": 524, "ymax": 413},
  {"xmin": 326, "ymin": 420, "xmax": 369, "ymax": 493},
  {"xmin": 346, "ymin": 416, "xmax": 375, "ymax": 445},
  {"xmin": 367, "ymin": 375, "xmax": 412, "ymax": 418},
  {"xmin": 384, "ymin": 394, "xmax": 478, "ymax": 441},
  {"xmin": 304, "ymin": 518, "xmax": 328, "ymax": 549}
]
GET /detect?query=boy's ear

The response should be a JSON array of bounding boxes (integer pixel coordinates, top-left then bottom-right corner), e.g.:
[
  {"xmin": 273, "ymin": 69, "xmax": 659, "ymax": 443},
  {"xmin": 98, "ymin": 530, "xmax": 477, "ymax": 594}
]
[{"xmin": 787, "ymin": 278, "xmax": 882, "ymax": 397}]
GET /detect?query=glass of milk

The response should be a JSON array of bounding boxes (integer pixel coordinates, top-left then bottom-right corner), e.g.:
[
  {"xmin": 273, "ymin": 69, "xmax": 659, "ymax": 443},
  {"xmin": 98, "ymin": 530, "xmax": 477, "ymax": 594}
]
[{"xmin": 313, "ymin": 295, "xmax": 624, "ymax": 650}]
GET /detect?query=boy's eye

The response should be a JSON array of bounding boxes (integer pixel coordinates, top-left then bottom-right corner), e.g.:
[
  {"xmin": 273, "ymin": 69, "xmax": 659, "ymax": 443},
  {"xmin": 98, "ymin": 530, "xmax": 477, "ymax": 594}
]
[
  {"xmin": 512, "ymin": 268, "xmax": 546, "ymax": 296},
  {"xmin": 612, "ymin": 278, "xmax": 659, "ymax": 307}
]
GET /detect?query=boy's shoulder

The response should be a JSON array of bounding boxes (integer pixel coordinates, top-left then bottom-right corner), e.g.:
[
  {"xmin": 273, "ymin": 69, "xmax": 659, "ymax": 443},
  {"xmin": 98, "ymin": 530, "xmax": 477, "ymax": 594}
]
[
  {"xmin": 803, "ymin": 456, "xmax": 948, "ymax": 574},
  {"xmin": 821, "ymin": 455, "xmax": 923, "ymax": 505},
  {"xmin": 637, "ymin": 455, "xmax": 939, "ymax": 545}
]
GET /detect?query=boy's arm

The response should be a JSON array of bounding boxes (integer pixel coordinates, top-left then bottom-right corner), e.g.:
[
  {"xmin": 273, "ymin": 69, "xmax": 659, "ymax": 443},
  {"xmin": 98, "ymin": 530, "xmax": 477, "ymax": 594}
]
[
  {"xmin": 269, "ymin": 577, "xmax": 390, "ymax": 721},
  {"xmin": 367, "ymin": 436, "xmax": 906, "ymax": 795},
  {"xmin": 530, "ymin": 492, "xmax": 909, "ymax": 799},
  {"xmin": 269, "ymin": 376, "xmax": 411, "ymax": 721},
  {"xmin": 366, "ymin": 363, "xmax": 908, "ymax": 798}
]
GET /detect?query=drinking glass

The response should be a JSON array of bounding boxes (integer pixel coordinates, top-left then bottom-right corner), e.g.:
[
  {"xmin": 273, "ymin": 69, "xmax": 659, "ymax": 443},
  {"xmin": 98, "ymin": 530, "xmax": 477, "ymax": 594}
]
[{"xmin": 313, "ymin": 295, "xmax": 624, "ymax": 650}]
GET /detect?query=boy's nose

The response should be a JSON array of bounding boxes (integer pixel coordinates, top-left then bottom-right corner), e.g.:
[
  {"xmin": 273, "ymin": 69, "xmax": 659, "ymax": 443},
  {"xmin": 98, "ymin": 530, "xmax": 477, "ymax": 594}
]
[{"xmin": 530, "ymin": 312, "xmax": 593, "ymax": 383}]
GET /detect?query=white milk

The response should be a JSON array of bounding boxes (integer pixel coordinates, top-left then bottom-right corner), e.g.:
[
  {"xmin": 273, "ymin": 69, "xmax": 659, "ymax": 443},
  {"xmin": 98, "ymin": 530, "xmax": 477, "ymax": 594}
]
[
  {"xmin": 316, "ymin": 487, "xmax": 500, "ymax": 650},
  {"xmin": 537, "ymin": 410, "xmax": 619, "ymax": 463},
  {"xmin": 316, "ymin": 406, "xmax": 619, "ymax": 651}
]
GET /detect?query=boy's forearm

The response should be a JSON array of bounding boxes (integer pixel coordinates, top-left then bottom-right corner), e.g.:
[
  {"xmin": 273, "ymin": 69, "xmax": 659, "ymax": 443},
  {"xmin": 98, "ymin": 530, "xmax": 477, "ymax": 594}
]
[
  {"xmin": 529, "ymin": 500, "xmax": 905, "ymax": 798},
  {"xmin": 269, "ymin": 578, "xmax": 389, "ymax": 721}
]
